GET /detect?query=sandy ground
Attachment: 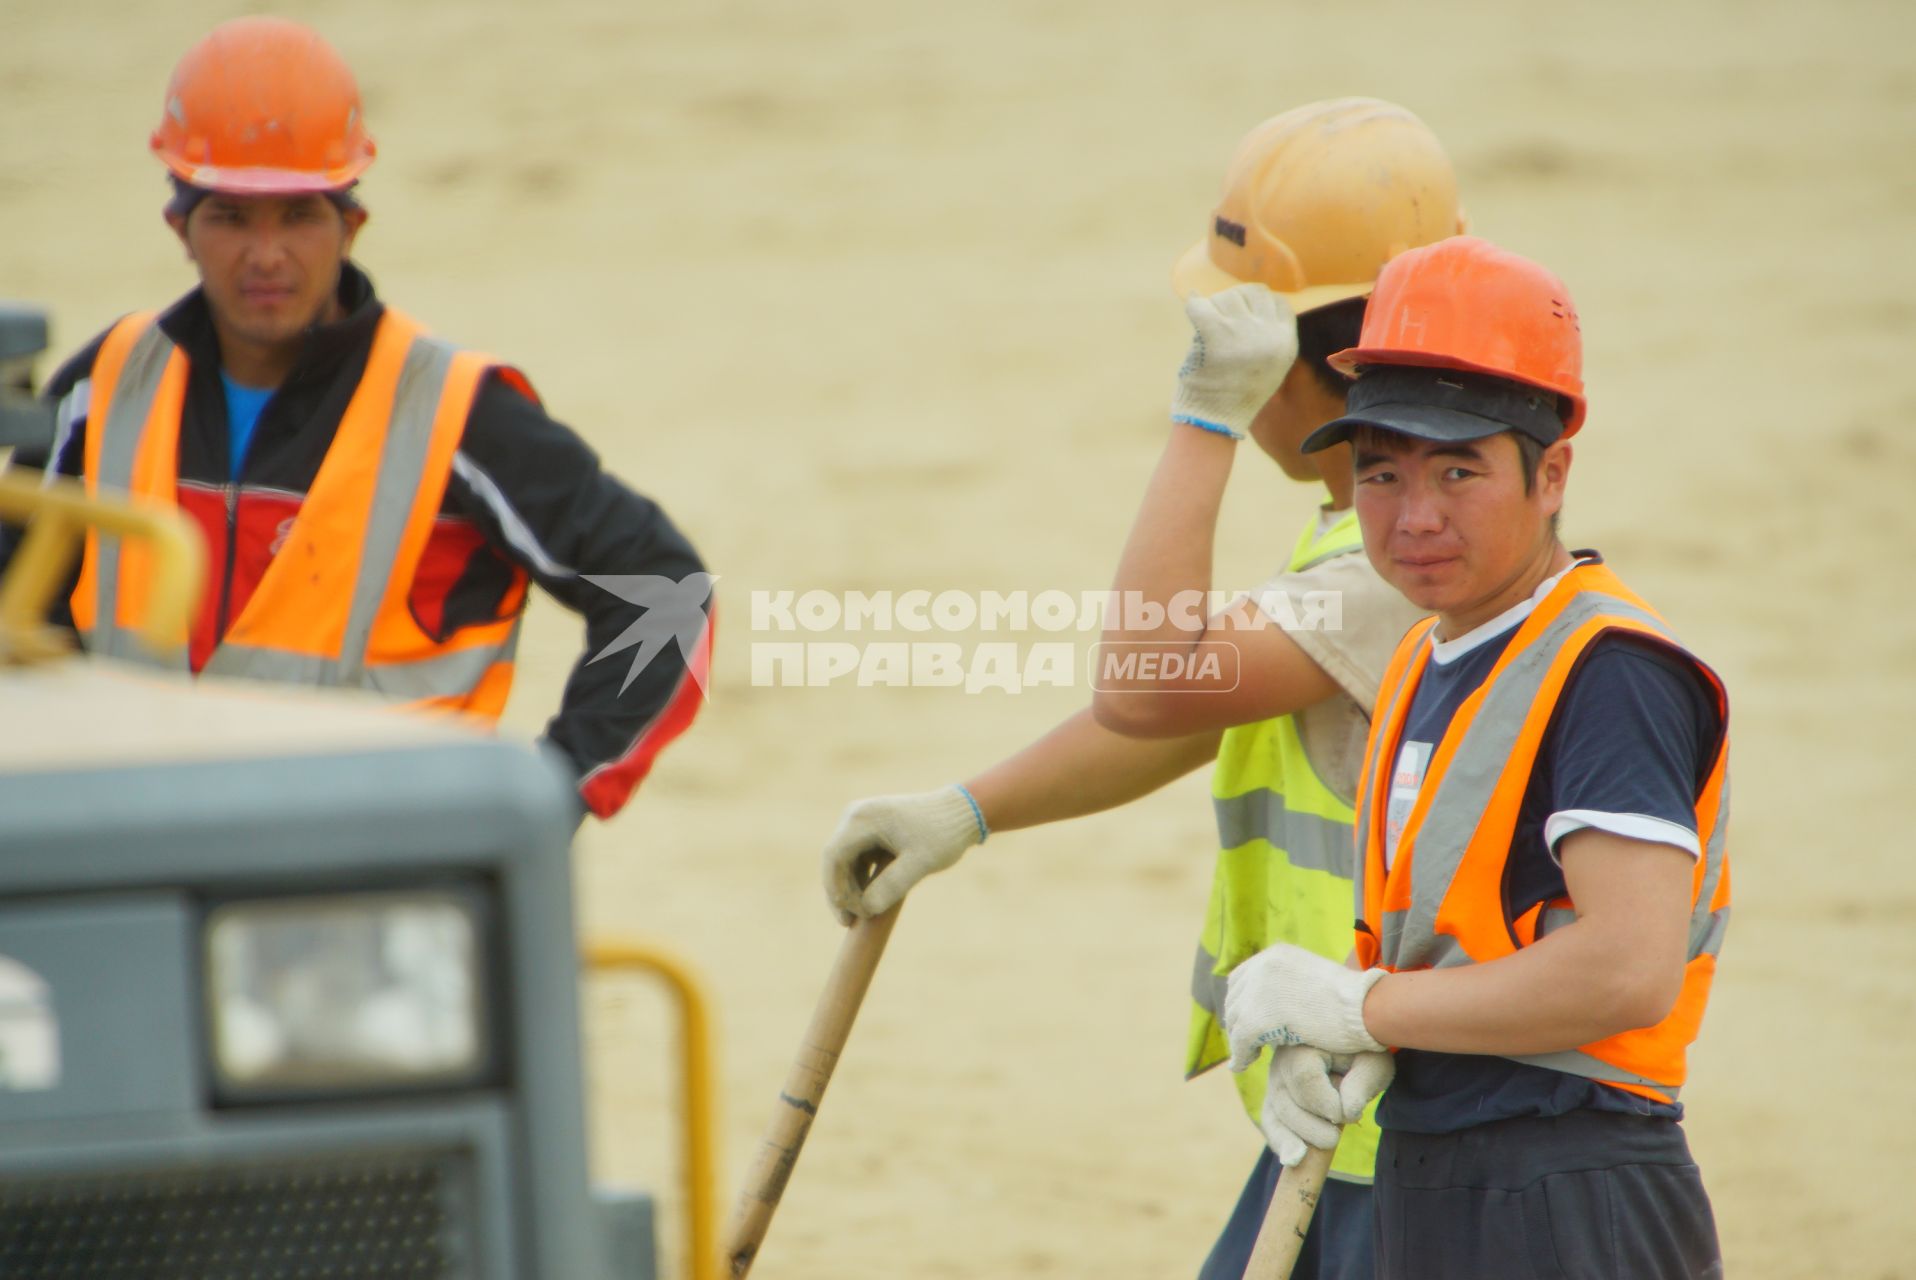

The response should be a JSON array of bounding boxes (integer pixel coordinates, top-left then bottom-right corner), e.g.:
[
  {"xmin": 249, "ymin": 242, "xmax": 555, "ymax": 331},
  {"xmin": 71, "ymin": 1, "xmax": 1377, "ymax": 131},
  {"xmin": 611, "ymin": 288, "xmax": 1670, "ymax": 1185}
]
[{"xmin": 6, "ymin": 0, "xmax": 1916, "ymax": 1275}]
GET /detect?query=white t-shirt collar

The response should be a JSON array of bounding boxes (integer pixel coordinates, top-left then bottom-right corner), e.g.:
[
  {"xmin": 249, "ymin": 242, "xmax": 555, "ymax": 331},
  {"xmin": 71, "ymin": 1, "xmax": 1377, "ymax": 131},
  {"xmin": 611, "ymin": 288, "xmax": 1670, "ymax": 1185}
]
[{"xmin": 1428, "ymin": 559, "xmax": 1586, "ymax": 666}]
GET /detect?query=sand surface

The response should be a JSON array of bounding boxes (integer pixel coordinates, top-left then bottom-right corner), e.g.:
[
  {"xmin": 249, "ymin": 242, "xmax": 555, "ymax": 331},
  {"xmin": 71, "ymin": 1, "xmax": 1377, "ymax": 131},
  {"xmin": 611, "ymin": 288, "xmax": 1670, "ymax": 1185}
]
[{"xmin": 5, "ymin": 0, "xmax": 1914, "ymax": 1275}]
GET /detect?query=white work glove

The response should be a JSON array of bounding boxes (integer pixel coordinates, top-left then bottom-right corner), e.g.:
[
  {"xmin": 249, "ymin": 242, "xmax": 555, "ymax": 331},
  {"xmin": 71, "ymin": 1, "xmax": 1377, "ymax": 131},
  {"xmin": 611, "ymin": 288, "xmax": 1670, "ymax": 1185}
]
[
  {"xmin": 1257, "ymin": 1046, "xmax": 1396, "ymax": 1168},
  {"xmin": 1170, "ymin": 283, "xmax": 1299, "ymax": 440},
  {"xmin": 821, "ymin": 786, "xmax": 987, "ymax": 925},
  {"xmin": 1223, "ymin": 942, "xmax": 1388, "ymax": 1065}
]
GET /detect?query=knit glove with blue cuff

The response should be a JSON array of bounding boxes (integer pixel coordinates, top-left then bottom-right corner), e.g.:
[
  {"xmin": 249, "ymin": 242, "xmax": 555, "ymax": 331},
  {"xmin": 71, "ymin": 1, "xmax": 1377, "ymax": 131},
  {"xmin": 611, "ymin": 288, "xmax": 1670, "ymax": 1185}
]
[
  {"xmin": 821, "ymin": 786, "xmax": 989, "ymax": 925},
  {"xmin": 1224, "ymin": 941, "xmax": 1388, "ymax": 1063},
  {"xmin": 1171, "ymin": 283, "xmax": 1299, "ymax": 440}
]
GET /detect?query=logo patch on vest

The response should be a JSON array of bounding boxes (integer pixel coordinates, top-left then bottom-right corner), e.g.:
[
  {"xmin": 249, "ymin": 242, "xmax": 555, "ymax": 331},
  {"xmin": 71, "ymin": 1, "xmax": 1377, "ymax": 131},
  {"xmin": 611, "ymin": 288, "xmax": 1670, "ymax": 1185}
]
[{"xmin": 1386, "ymin": 740, "xmax": 1434, "ymax": 869}]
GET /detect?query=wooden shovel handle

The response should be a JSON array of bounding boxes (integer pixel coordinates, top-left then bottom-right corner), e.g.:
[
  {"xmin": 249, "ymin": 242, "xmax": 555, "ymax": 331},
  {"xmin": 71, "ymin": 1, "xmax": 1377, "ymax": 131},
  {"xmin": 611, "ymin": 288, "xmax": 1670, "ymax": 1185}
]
[
  {"xmin": 721, "ymin": 850, "xmax": 899, "ymax": 1278},
  {"xmin": 1243, "ymin": 1141, "xmax": 1336, "ymax": 1280}
]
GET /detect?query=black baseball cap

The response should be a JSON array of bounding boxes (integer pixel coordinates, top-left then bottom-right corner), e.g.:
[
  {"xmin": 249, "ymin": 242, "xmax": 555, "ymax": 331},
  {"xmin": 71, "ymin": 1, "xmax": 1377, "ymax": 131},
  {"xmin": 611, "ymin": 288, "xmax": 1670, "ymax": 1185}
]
[{"xmin": 1300, "ymin": 365, "xmax": 1569, "ymax": 454}]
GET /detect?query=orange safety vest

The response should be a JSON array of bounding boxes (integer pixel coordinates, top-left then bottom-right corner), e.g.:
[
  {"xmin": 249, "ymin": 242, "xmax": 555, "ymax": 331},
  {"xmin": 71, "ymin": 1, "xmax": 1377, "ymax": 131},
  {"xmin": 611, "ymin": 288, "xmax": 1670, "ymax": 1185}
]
[
  {"xmin": 1352, "ymin": 559, "xmax": 1731, "ymax": 1106},
  {"xmin": 70, "ymin": 308, "xmax": 531, "ymax": 722}
]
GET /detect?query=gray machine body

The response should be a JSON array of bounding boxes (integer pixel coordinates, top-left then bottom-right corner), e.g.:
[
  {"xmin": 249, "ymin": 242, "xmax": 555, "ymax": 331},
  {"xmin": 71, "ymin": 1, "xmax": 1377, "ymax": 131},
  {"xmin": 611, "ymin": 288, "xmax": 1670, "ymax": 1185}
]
[
  {"xmin": 0, "ymin": 719, "xmax": 653, "ymax": 1280},
  {"xmin": 0, "ymin": 304, "xmax": 55, "ymax": 452}
]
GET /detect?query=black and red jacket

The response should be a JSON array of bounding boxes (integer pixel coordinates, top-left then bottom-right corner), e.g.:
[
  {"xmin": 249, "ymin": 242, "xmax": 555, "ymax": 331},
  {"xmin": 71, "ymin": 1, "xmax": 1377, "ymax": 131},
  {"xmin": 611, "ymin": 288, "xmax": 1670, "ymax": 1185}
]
[{"xmin": 1, "ymin": 264, "xmax": 711, "ymax": 819}]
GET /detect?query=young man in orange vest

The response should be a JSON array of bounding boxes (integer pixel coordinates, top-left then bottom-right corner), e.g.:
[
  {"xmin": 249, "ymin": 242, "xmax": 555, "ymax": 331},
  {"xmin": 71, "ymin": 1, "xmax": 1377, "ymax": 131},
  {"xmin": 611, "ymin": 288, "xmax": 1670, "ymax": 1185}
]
[
  {"xmin": 0, "ymin": 18, "xmax": 711, "ymax": 821},
  {"xmin": 819, "ymin": 101, "xmax": 1463, "ymax": 1279},
  {"xmin": 1217, "ymin": 236, "xmax": 1730, "ymax": 1278}
]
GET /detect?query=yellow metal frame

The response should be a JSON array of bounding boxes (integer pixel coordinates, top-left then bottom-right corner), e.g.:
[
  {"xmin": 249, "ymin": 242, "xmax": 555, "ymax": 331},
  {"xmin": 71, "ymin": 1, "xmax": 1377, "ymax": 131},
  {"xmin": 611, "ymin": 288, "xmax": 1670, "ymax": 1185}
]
[
  {"xmin": 0, "ymin": 471, "xmax": 204, "ymax": 665},
  {"xmin": 583, "ymin": 940, "xmax": 719, "ymax": 1280}
]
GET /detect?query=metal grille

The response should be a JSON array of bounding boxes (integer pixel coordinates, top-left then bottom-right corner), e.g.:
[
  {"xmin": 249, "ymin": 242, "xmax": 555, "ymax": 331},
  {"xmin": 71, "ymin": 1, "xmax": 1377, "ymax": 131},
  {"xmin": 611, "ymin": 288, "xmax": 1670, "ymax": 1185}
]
[{"xmin": 0, "ymin": 1153, "xmax": 466, "ymax": 1278}]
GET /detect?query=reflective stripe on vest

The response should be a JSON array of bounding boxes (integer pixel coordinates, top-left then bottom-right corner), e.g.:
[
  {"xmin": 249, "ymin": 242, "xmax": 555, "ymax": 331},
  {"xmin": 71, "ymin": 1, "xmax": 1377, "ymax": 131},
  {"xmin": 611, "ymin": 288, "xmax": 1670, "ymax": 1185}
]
[
  {"xmin": 70, "ymin": 309, "xmax": 528, "ymax": 721},
  {"xmin": 1352, "ymin": 560, "xmax": 1731, "ymax": 1105},
  {"xmin": 70, "ymin": 313, "xmax": 189, "ymax": 662},
  {"xmin": 1187, "ymin": 509, "xmax": 1382, "ymax": 1183}
]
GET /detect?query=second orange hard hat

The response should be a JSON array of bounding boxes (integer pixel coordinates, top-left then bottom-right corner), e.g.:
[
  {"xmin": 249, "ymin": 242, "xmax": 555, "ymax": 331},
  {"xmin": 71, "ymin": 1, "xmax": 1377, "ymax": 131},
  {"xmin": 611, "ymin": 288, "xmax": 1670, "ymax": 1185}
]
[
  {"xmin": 1329, "ymin": 235, "xmax": 1587, "ymax": 434},
  {"xmin": 150, "ymin": 17, "xmax": 376, "ymax": 195}
]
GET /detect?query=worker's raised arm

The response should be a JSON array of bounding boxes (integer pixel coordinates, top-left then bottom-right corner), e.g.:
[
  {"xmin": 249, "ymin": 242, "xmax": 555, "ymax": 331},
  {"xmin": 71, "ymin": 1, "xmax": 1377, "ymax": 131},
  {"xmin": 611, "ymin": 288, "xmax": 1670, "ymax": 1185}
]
[
  {"xmin": 820, "ymin": 708, "xmax": 1220, "ymax": 923},
  {"xmin": 1091, "ymin": 286, "xmax": 1342, "ymax": 736}
]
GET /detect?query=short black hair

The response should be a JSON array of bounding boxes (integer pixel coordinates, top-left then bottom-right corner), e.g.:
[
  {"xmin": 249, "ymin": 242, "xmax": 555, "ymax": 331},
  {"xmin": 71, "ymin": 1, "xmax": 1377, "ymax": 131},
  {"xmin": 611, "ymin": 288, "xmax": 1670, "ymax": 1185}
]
[
  {"xmin": 1512, "ymin": 431, "xmax": 1546, "ymax": 494},
  {"xmin": 1295, "ymin": 296, "xmax": 1367, "ymax": 400},
  {"xmin": 166, "ymin": 176, "xmax": 364, "ymax": 220}
]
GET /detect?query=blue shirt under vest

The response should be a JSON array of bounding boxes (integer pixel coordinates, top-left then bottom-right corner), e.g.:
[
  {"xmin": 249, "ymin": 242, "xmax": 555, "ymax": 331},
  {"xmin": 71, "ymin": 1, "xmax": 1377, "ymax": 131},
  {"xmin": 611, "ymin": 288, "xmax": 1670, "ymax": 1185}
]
[{"xmin": 220, "ymin": 372, "xmax": 275, "ymax": 482}]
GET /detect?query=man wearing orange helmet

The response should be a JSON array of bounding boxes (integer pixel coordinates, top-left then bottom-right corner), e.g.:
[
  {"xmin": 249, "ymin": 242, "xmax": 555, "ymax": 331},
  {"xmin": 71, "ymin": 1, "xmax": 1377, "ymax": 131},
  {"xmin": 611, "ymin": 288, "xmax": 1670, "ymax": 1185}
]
[
  {"xmin": 2, "ymin": 18, "xmax": 711, "ymax": 820},
  {"xmin": 1218, "ymin": 237, "xmax": 1730, "ymax": 1277},
  {"xmin": 819, "ymin": 100, "xmax": 1464, "ymax": 1279}
]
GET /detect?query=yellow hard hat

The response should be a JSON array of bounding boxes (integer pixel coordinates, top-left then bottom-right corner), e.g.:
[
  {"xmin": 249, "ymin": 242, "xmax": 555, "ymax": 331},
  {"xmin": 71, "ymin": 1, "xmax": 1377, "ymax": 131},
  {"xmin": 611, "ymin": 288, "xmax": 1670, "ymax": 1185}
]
[{"xmin": 1171, "ymin": 98, "xmax": 1466, "ymax": 312}]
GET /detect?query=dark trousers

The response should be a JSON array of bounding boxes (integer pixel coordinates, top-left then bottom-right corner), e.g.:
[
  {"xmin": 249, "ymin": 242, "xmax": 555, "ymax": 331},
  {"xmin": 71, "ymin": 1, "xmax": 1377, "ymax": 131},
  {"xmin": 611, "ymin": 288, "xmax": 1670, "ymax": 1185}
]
[
  {"xmin": 1197, "ymin": 1148, "xmax": 1375, "ymax": 1280},
  {"xmin": 1373, "ymin": 1111, "xmax": 1723, "ymax": 1280}
]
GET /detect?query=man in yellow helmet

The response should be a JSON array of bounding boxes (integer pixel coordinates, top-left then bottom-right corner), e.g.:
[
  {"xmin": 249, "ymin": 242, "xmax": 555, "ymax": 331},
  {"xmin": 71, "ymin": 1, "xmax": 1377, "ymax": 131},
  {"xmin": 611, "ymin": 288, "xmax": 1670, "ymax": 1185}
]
[
  {"xmin": 0, "ymin": 18, "xmax": 712, "ymax": 821},
  {"xmin": 819, "ymin": 99, "xmax": 1463, "ymax": 1278}
]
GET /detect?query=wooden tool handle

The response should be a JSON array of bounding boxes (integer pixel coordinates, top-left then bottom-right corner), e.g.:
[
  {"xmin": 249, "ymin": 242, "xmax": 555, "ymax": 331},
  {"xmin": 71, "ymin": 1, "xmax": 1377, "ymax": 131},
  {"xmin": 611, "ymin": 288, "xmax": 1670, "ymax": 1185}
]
[
  {"xmin": 1243, "ymin": 1141, "xmax": 1336, "ymax": 1280},
  {"xmin": 722, "ymin": 851, "xmax": 899, "ymax": 1278}
]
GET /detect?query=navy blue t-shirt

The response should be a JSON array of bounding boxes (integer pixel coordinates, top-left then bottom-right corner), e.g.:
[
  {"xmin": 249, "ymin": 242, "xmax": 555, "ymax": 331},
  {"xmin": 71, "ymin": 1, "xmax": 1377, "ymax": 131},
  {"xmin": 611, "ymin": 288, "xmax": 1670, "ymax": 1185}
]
[{"xmin": 1374, "ymin": 601, "xmax": 1723, "ymax": 1136}]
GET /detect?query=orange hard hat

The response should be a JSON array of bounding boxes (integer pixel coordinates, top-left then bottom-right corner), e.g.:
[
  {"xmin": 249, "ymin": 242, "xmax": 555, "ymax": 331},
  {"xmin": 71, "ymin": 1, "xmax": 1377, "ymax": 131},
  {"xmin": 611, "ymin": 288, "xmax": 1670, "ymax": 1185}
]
[
  {"xmin": 1328, "ymin": 236, "xmax": 1587, "ymax": 434},
  {"xmin": 151, "ymin": 17, "xmax": 375, "ymax": 195},
  {"xmin": 1171, "ymin": 98, "xmax": 1466, "ymax": 313}
]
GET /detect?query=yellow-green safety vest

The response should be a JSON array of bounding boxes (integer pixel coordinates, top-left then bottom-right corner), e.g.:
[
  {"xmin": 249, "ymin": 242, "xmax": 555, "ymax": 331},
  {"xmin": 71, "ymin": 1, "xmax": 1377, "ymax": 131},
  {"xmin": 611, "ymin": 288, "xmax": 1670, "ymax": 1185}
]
[{"xmin": 1187, "ymin": 508, "xmax": 1380, "ymax": 1184}]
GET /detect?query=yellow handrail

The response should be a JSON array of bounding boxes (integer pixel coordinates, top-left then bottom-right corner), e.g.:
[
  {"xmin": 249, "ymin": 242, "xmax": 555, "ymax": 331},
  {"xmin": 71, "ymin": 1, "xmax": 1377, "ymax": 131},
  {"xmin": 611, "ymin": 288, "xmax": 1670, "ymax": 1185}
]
[
  {"xmin": 0, "ymin": 471, "xmax": 204, "ymax": 664},
  {"xmin": 583, "ymin": 940, "xmax": 719, "ymax": 1280}
]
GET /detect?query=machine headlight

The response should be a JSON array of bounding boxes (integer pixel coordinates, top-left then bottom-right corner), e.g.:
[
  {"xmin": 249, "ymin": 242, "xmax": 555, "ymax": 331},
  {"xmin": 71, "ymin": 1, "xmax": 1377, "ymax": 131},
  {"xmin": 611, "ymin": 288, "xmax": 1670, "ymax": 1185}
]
[{"xmin": 205, "ymin": 891, "xmax": 488, "ymax": 1096}]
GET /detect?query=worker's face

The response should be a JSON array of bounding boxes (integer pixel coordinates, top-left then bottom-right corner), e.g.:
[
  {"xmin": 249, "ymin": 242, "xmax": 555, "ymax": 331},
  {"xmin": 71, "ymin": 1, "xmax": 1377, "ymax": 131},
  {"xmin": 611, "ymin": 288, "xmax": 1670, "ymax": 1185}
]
[
  {"xmin": 1353, "ymin": 428, "xmax": 1570, "ymax": 629},
  {"xmin": 1247, "ymin": 360, "xmax": 1348, "ymax": 481},
  {"xmin": 168, "ymin": 194, "xmax": 366, "ymax": 351}
]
